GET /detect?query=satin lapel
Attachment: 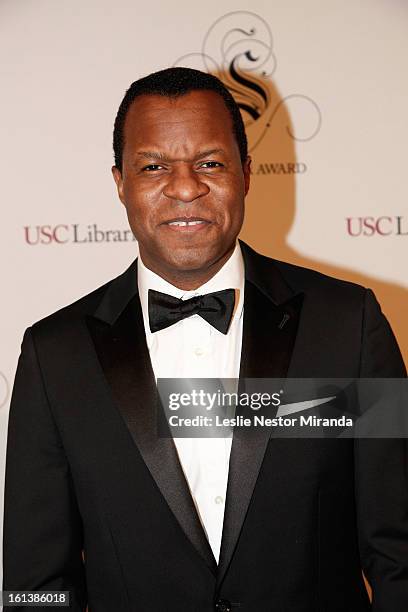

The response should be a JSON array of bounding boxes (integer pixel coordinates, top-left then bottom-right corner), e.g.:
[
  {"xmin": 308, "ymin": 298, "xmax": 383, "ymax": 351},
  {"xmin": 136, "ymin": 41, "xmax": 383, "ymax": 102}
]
[
  {"xmin": 87, "ymin": 268, "xmax": 217, "ymax": 575},
  {"xmin": 217, "ymin": 242, "xmax": 304, "ymax": 585}
]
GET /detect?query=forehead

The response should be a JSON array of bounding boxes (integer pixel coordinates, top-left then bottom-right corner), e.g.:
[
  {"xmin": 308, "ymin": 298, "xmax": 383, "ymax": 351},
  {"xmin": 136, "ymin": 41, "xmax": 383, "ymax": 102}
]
[{"xmin": 123, "ymin": 90, "xmax": 237, "ymax": 154}]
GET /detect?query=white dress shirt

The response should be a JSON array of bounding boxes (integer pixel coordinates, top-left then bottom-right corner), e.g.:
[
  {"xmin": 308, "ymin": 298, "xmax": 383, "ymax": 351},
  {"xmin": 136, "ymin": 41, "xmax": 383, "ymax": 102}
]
[{"xmin": 137, "ymin": 243, "xmax": 244, "ymax": 562}]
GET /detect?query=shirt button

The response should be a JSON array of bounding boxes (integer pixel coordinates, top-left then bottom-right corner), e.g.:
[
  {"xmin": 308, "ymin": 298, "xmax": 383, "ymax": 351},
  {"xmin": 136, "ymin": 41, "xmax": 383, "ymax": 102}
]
[
  {"xmin": 215, "ymin": 495, "xmax": 224, "ymax": 505},
  {"xmin": 194, "ymin": 347, "xmax": 205, "ymax": 356}
]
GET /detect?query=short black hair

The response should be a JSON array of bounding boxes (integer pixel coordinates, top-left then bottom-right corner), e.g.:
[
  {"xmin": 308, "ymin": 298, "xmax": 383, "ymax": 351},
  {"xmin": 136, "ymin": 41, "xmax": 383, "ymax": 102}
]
[{"xmin": 113, "ymin": 67, "xmax": 248, "ymax": 170}]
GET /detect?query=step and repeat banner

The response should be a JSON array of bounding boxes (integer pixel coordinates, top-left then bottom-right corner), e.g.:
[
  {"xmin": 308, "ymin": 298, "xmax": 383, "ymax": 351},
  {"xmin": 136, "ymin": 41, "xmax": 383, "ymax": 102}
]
[{"xmin": 1, "ymin": 0, "xmax": 407, "ymax": 583}]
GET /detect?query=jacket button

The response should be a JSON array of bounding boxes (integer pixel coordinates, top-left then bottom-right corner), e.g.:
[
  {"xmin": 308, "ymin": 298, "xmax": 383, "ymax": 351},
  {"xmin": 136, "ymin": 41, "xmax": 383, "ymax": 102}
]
[{"xmin": 215, "ymin": 599, "xmax": 232, "ymax": 612}]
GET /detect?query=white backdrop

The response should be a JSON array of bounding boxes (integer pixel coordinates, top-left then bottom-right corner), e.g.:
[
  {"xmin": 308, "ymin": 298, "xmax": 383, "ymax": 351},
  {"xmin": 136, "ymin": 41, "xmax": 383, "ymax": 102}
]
[{"xmin": 1, "ymin": 0, "xmax": 407, "ymax": 585}]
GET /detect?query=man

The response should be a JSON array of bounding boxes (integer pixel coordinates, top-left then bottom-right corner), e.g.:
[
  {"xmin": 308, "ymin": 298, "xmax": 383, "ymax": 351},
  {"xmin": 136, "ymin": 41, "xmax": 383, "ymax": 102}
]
[{"xmin": 3, "ymin": 68, "xmax": 408, "ymax": 611}]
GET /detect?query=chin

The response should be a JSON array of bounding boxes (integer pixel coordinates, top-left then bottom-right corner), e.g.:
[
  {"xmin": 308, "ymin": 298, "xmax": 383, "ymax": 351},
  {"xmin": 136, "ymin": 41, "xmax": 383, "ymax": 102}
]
[
  {"xmin": 167, "ymin": 254, "xmax": 210, "ymax": 272},
  {"xmin": 165, "ymin": 245, "xmax": 218, "ymax": 272}
]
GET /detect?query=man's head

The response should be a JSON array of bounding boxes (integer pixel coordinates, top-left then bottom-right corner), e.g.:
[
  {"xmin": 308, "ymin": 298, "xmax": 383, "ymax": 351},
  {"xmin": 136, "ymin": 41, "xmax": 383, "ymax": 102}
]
[{"xmin": 112, "ymin": 67, "xmax": 251, "ymax": 289}]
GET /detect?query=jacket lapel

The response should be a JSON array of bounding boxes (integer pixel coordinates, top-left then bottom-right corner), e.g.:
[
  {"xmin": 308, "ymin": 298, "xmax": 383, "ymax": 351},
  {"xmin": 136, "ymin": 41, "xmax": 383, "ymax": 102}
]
[
  {"xmin": 85, "ymin": 243, "xmax": 304, "ymax": 583},
  {"xmin": 216, "ymin": 242, "xmax": 304, "ymax": 585},
  {"xmin": 87, "ymin": 260, "xmax": 217, "ymax": 575}
]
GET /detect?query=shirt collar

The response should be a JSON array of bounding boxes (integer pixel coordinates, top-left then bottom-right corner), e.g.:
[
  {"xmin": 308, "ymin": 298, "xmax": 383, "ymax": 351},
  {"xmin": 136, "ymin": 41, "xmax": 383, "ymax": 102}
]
[{"xmin": 137, "ymin": 242, "xmax": 245, "ymax": 339}]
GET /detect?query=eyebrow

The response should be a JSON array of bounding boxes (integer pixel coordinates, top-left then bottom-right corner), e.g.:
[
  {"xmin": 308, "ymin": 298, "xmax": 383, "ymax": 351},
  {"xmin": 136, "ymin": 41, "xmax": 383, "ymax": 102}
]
[{"xmin": 135, "ymin": 148, "xmax": 226, "ymax": 163}]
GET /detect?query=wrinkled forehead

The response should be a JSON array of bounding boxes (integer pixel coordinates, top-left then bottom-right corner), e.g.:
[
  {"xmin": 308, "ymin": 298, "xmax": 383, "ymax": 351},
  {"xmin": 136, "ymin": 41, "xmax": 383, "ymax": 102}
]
[{"xmin": 122, "ymin": 91, "xmax": 238, "ymax": 158}]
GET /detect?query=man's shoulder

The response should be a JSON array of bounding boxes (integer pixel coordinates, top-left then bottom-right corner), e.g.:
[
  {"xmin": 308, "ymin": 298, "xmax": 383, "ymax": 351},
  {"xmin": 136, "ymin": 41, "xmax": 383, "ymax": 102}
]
[
  {"xmin": 273, "ymin": 257, "xmax": 366, "ymax": 295},
  {"xmin": 29, "ymin": 259, "xmax": 137, "ymax": 339},
  {"xmin": 242, "ymin": 242, "xmax": 368, "ymax": 304}
]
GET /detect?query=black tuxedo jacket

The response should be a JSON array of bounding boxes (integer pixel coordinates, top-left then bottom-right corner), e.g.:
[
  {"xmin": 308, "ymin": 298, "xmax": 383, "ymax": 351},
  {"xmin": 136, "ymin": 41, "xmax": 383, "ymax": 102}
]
[{"xmin": 3, "ymin": 242, "xmax": 408, "ymax": 611}]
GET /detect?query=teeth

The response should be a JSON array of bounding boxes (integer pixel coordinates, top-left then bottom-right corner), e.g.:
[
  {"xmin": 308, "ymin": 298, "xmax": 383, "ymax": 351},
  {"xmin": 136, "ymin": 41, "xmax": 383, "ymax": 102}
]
[{"xmin": 168, "ymin": 220, "xmax": 205, "ymax": 226}]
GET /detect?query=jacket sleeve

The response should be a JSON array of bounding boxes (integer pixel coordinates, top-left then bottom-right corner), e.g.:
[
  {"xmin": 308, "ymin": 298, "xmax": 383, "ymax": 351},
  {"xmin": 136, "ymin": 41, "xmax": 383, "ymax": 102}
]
[
  {"xmin": 3, "ymin": 327, "xmax": 87, "ymax": 611},
  {"xmin": 355, "ymin": 289, "xmax": 408, "ymax": 611}
]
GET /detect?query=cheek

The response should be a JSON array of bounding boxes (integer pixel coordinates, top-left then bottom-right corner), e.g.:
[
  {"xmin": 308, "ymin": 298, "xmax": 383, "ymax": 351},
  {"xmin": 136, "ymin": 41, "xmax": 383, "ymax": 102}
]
[
  {"xmin": 123, "ymin": 178, "xmax": 162, "ymax": 207},
  {"xmin": 212, "ymin": 183, "xmax": 245, "ymax": 224},
  {"xmin": 123, "ymin": 190, "xmax": 160, "ymax": 229}
]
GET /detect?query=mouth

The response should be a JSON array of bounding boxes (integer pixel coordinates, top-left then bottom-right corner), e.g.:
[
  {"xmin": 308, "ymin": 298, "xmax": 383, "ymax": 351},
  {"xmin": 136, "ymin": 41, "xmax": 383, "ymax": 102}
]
[{"xmin": 161, "ymin": 217, "xmax": 212, "ymax": 231}]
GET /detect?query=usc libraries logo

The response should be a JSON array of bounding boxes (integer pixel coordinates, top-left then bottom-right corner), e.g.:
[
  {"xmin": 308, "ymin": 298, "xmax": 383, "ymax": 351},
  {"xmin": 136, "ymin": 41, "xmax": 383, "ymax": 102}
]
[
  {"xmin": 23, "ymin": 224, "xmax": 136, "ymax": 245},
  {"xmin": 346, "ymin": 216, "xmax": 407, "ymax": 237}
]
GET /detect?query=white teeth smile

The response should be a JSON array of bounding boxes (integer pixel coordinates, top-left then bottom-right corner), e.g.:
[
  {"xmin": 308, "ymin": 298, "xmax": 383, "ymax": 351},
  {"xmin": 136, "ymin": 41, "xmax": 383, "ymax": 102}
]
[{"xmin": 168, "ymin": 220, "xmax": 206, "ymax": 226}]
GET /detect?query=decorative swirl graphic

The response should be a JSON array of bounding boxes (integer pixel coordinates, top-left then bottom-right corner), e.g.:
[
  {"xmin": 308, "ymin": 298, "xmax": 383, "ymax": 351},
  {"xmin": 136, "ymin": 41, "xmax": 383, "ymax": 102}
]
[
  {"xmin": 173, "ymin": 11, "xmax": 322, "ymax": 151},
  {"xmin": 250, "ymin": 94, "xmax": 323, "ymax": 151},
  {"xmin": 202, "ymin": 11, "xmax": 276, "ymax": 77}
]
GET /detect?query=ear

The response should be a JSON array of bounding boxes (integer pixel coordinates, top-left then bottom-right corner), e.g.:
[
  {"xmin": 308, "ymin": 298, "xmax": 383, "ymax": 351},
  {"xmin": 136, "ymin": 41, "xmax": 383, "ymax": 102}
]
[
  {"xmin": 243, "ymin": 156, "xmax": 251, "ymax": 195},
  {"xmin": 112, "ymin": 166, "xmax": 126, "ymax": 205}
]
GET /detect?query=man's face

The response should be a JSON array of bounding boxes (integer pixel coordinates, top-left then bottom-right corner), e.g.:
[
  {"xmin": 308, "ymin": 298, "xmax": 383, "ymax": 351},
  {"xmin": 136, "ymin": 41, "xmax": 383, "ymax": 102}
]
[{"xmin": 112, "ymin": 90, "xmax": 250, "ymax": 286}]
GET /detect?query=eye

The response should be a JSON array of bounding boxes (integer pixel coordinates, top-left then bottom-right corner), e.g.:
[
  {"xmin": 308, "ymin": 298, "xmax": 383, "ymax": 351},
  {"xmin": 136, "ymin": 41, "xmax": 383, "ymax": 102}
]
[
  {"xmin": 142, "ymin": 164, "xmax": 164, "ymax": 172},
  {"xmin": 199, "ymin": 161, "xmax": 224, "ymax": 169}
]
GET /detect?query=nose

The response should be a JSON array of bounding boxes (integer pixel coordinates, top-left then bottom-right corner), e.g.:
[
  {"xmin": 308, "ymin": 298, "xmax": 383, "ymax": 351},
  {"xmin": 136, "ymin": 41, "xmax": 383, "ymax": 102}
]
[{"xmin": 162, "ymin": 165, "xmax": 210, "ymax": 203}]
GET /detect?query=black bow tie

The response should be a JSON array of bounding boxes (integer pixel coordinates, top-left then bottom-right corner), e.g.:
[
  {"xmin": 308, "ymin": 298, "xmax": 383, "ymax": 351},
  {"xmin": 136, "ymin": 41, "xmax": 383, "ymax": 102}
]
[{"xmin": 148, "ymin": 288, "xmax": 236, "ymax": 335}]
